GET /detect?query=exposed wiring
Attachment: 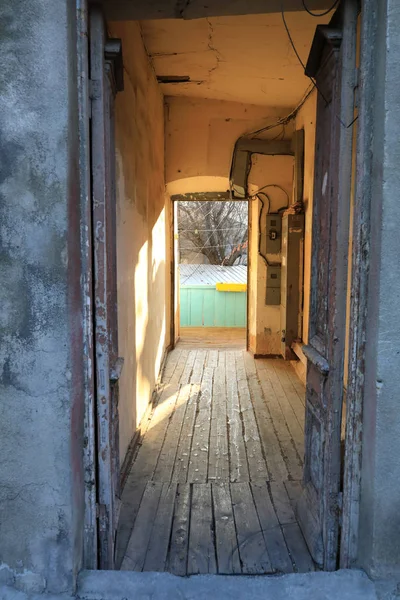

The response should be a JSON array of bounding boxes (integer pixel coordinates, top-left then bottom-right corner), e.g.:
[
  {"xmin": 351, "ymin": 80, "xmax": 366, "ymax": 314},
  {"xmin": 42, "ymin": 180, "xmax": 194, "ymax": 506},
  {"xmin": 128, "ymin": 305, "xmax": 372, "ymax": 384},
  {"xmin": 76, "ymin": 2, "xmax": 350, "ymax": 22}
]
[
  {"xmin": 280, "ymin": 0, "xmax": 358, "ymax": 130},
  {"xmin": 301, "ymin": 0, "xmax": 340, "ymax": 17},
  {"xmin": 280, "ymin": 1, "xmax": 332, "ymax": 109},
  {"xmin": 256, "ymin": 193, "xmax": 272, "ymax": 267},
  {"xmin": 281, "ymin": 1, "xmax": 307, "ymax": 72},
  {"xmin": 256, "ymin": 184, "xmax": 290, "ymax": 268},
  {"xmin": 244, "ymin": 83, "xmax": 315, "ymax": 138},
  {"xmin": 256, "ymin": 184, "xmax": 290, "ymax": 210}
]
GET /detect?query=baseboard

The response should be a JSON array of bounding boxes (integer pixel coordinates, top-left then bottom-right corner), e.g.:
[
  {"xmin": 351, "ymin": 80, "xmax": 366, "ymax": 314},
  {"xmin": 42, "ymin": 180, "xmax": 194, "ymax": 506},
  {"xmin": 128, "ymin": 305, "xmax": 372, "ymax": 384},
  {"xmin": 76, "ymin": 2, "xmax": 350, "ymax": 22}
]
[
  {"xmin": 253, "ymin": 353, "xmax": 282, "ymax": 359},
  {"xmin": 119, "ymin": 344, "xmax": 171, "ymax": 492}
]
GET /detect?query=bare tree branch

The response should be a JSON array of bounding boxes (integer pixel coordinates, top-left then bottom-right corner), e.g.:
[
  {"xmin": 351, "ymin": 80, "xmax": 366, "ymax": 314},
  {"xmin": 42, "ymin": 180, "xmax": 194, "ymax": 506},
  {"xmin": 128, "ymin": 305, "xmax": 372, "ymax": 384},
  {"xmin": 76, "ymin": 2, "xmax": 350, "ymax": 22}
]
[{"xmin": 178, "ymin": 201, "xmax": 248, "ymax": 265}]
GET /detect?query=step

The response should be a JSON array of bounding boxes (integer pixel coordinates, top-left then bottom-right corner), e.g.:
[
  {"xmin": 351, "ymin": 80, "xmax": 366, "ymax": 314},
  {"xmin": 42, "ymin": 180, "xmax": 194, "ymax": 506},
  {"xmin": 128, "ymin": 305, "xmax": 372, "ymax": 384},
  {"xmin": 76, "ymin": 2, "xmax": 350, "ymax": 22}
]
[{"xmin": 77, "ymin": 569, "xmax": 377, "ymax": 600}]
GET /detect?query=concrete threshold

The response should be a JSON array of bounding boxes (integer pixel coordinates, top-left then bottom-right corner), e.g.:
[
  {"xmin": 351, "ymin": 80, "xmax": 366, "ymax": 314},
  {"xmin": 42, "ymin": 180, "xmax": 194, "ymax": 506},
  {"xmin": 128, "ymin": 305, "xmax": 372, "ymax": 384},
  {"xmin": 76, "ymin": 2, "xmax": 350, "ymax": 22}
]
[
  {"xmin": 2, "ymin": 569, "xmax": 398, "ymax": 600},
  {"xmin": 76, "ymin": 569, "xmax": 377, "ymax": 600}
]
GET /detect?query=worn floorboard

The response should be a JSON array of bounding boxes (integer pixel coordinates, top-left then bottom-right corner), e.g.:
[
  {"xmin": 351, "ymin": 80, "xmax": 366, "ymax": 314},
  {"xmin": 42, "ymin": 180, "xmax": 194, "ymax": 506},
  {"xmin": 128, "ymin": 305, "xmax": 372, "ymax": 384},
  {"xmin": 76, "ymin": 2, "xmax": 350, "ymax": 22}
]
[{"xmin": 119, "ymin": 348, "xmax": 313, "ymax": 575}]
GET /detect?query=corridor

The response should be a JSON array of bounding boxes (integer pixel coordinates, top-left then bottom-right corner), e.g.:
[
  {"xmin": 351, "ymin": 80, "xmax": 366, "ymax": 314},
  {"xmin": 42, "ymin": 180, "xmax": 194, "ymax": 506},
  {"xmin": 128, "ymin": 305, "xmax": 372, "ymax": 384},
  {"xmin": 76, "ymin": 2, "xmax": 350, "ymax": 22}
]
[{"xmin": 116, "ymin": 347, "xmax": 314, "ymax": 575}]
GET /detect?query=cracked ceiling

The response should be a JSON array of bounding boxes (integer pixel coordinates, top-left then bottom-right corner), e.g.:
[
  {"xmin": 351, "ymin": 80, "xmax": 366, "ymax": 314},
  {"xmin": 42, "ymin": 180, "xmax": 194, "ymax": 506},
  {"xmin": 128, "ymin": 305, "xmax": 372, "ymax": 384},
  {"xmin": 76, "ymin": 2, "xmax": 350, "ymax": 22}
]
[{"xmin": 140, "ymin": 11, "xmax": 329, "ymax": 108}]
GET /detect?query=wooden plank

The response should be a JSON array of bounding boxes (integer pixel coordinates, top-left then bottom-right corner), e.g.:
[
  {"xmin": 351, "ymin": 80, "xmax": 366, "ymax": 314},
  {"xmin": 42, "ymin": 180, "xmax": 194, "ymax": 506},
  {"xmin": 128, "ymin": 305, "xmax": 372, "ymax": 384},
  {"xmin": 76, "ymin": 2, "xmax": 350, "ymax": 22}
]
[
  {"xmin": 284, "ymin": 480, "xmax": 303, "ymax": 512},
  {"xmin": 121, "ymin": 482, "xmax": 163, "ymax": 571},
  {"xmin": 168, "ymin": 484, "xmax": 191, "ymax": 576},
  {"xmin": 206, "ymin": 349, "xmax": 219, "ymax": 368},
  {"xmin": 251, "ymin": 482, "xmax": 293, "ymax": 574},
  {"xmin": 282, "ymin": 361, "xmax": 306, "ymax": 405},
  {"xmin": 169, "ymin": 350, "xmax": 189, "ymax": 385},
  {"xmin": 180, "ymin": 350, "xmax": 197, "ymax": 385},
  {"xmin": 255, "ymin": 359, "xmax": 302, "ymax": 480},
  {"xmin": 129, "ymin": 384, "xmax": 180, "ymax": 481},
  {"xmin": 230, "ymin": 482, "xmax": 272, "ymax": 574},
  {"xmin": 115, "ymin": 479, "xmax": 147, "ymax": 569},
  {"xmin": 273, "ymin": 360, "xmax": 305, "ymax": 429},
  {"xmin": 190, "ymin": 350, "xmax": 206, "ymax": 385},
  {"xmin": 236, "ymin": 353, "xmax": 268, "ymax": 481},
  {"xmin": 187, "ymin": 366, "xmax": 212, "ymax": 483},
  {"xmin": 153, "ymin": 383, "xmax": 192, "ymax": 482},
  {"xmin": 226, "ymin": 351, "xmax": 250, "ymax": 483},
  {"xmin": 235, "ymin": 350, "xmax": 247, "ymax": 382},
  {"xmin": 269, "ymin": 481, "xmax": 296, "ymax": 525},
  {"xmin": 188, "ymin": 484, "xmax": 217, "ymax": 574},
  {"xmin": 143, "ymin": 483, "xmax": 177, "ymax": 571},
  {"xmin": 162, "ymin": 348, "xmax": 183, "ymax": 382},
  {"xmin": 208, "ymin": 362, "xmax": 229, "ymax": 482},
  {"xmin": 171, "ymin": 384, "xmax": 200, "ymax": 483},
  {"xmin": 243, "ymin": 353, "xmax": 289, "ymax": 482},
  {"xmin": 281, "ymin": 522, "xmax": 315, "ymax": 573},
  {"xmin": 178, "ymin": 327, "xmax": 246, "ymax": 350},
  {"xmin": 260, "ymin": 360, "xmax": 304, "ymax": 461},
  {"xmin": 212, "ymin": 483, "xmax": 241, "ymax": 574}
]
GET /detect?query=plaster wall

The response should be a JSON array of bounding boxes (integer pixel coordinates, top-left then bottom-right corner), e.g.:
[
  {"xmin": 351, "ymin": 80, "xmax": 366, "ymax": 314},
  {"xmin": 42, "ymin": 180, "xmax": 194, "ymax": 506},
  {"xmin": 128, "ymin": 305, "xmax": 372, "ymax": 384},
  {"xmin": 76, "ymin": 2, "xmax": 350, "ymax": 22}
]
[
  {"xmin": 0, "ymin": 0, "xmax": 83, "ymax": 593},
  {"xmin": 108, "ymin": 22, "xmax": 168, "ymax": 463},
  {"xmin": 294, "ymin": 92, "xmax": 317, "ymax": 347},
  {"xmin": 248, "ymin": 154, "xmax": 294, "ymax": 355},
  {"xmin": 165, "ymin": 96, "xmax": 294, "ymax": 194},
  {"xmin": 165, "ymin": 96, "xmax": 295, "ymax": 356},
  {"xmin": 358, "ymin": 0, "xmax": 400, "ymax": 579}
]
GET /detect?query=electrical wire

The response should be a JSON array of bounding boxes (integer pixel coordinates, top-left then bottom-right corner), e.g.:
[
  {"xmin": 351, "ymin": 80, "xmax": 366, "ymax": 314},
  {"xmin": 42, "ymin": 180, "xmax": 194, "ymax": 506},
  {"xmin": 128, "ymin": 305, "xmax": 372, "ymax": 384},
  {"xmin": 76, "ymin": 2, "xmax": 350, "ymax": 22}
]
[
  {"xmin": 281, "ymin": 1, "xmax": 307, "ymax": 72},
  {"xmin": 301, "ymin": 0, "xmax": 340, "ymax": 17},
  {"xmin": 280, "ymin": 0, "xmax": 358, "ymax": 130},
  {"xmin": 256, "ymin": 193, "xmax": 272, "ymax": 267},
  {"xmin": 256, "ymin": 184, "xmax": 290, "ymax": 210},
  {"xmin": 244, "ymin": 82, "xmax": 315, "ymax": 138}
]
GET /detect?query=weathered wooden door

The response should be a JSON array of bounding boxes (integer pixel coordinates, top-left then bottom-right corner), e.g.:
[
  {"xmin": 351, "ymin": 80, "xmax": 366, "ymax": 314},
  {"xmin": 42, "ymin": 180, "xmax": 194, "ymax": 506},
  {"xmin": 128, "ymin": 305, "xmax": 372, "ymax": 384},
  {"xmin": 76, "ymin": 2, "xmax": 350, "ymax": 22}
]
[
  {"xmin": 89, "ymin": 5, "xmax": 124, "ymax": 569},
  {"xmin": 298, "ymin": 3, "xmax": 357, "ymax": 571}
]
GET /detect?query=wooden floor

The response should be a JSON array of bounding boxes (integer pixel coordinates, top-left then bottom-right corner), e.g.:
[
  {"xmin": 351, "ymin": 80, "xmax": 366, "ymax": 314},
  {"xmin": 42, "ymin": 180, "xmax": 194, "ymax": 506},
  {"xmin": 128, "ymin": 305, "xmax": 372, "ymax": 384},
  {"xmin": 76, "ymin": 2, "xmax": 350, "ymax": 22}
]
[
  {"xmin": 117, "ymin": 347, "xmax": 314, "ymax": 575},
  {"xmin": 178, "ymin": 327, "xmax": 246, "ymax": 349}
]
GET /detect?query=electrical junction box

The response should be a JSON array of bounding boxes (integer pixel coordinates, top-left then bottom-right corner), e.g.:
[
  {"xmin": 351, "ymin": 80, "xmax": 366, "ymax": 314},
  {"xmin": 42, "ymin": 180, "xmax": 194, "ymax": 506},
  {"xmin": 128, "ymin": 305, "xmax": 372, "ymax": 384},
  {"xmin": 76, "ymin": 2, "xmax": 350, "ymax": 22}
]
[
  {"xmin": 266, "ymin": 213, "xmax": 282, "ymax": 256},
  {"xmin": 265, "ymin": 265, "xmax": 281, "ymax": 305}
]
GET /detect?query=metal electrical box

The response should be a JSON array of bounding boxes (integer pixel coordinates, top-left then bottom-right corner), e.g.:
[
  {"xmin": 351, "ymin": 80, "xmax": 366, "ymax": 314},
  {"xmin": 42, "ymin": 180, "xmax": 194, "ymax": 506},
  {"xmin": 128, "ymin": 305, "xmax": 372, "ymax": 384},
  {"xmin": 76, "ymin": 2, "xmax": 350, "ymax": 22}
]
[
  {"xmin": 266, "ymin": 265, "xmax": 281, "ymax": 305},
  {"xmin": 280, "ymin": 213, "xmax": 305, "ymax": 359},
  {"xmin": 265, "ymin": 213, "xmax": 282, "ymax": 256}
]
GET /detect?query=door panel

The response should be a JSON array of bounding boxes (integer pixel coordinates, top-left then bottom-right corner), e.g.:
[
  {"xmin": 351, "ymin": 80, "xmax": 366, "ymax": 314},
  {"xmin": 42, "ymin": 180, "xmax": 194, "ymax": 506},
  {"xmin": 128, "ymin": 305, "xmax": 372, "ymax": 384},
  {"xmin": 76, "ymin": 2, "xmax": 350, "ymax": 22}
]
[
  {"xmin": 89, "ymin": 6, "xmax": 124, "ymax": 570},
  {"xmin": 298, "ymin": 1, "xmax": 357, "ymax": 572}
]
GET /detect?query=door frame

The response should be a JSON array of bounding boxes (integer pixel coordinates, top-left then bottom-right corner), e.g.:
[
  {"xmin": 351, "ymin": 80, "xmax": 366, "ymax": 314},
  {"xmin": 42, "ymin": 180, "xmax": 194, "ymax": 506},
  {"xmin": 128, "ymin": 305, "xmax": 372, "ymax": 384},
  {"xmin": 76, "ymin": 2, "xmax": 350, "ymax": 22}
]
[
  {"xmin": 169, "ymin": 193, "xmax": 250, "ymax": 346},
  {"xmin": 76, "ymin": 0, "xmax": 372, "ymax": 574},
  {"xmin": 298, "ymin": 0, "xmax": 359, "ymax": 571},
  {"xmin": 340, "ymin": 0, "xmax": 370, "ymax": 569}
]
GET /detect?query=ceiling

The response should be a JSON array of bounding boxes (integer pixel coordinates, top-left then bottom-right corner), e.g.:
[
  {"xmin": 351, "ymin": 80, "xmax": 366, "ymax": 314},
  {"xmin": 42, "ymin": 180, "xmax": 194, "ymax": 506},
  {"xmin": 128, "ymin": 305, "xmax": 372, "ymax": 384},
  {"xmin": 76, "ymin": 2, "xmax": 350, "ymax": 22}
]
[
  {"xmin": 141, "ymin": 11, "xmax": 329, "ymax": 108},
  {"xmin": 103, "ymin": 0, "xmax": 332, "ymax": 21}
]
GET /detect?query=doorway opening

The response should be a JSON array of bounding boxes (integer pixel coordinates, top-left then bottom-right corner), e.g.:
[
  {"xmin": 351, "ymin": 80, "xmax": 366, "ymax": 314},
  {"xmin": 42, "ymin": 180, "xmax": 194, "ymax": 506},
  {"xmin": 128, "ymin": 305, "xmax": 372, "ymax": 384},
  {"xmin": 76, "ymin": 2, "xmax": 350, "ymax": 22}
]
[
  {"xmin": 176, "ymin": 198, "xmax": 249, "ymax": 351},
  {"xmin": 84, "ymin": 0, "xmax": 361, "ymax": 579}
]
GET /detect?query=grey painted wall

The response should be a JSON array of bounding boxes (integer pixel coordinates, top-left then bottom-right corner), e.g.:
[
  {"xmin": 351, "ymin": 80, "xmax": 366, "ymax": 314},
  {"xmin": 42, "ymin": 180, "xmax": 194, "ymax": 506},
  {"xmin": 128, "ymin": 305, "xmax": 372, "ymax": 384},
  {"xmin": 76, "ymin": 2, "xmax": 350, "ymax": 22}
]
[
  {"xmin": 0, "ymin": 0, "xmax": 84, "ymax": 593},
  {"xmin": 359, "ymin": 0, "xmax": 400, "ymax": 580}
]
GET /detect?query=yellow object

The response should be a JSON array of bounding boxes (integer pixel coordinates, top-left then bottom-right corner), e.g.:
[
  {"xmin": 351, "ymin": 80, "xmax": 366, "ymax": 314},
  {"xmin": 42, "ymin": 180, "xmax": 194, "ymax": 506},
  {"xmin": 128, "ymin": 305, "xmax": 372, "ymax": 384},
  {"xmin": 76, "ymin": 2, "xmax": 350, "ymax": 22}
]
[{"xmin": 216, "ymin": 282, "xmax": 247, "ymax": 292}]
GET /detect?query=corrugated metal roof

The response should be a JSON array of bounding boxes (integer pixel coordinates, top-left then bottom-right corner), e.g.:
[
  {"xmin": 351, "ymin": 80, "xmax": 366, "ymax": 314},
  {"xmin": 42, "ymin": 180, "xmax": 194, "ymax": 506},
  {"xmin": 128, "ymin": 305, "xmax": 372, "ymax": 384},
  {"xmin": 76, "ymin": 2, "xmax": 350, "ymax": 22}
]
[{"xmin": 179, "ymin": 264, "xmax": 247, "ymax": 286}]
